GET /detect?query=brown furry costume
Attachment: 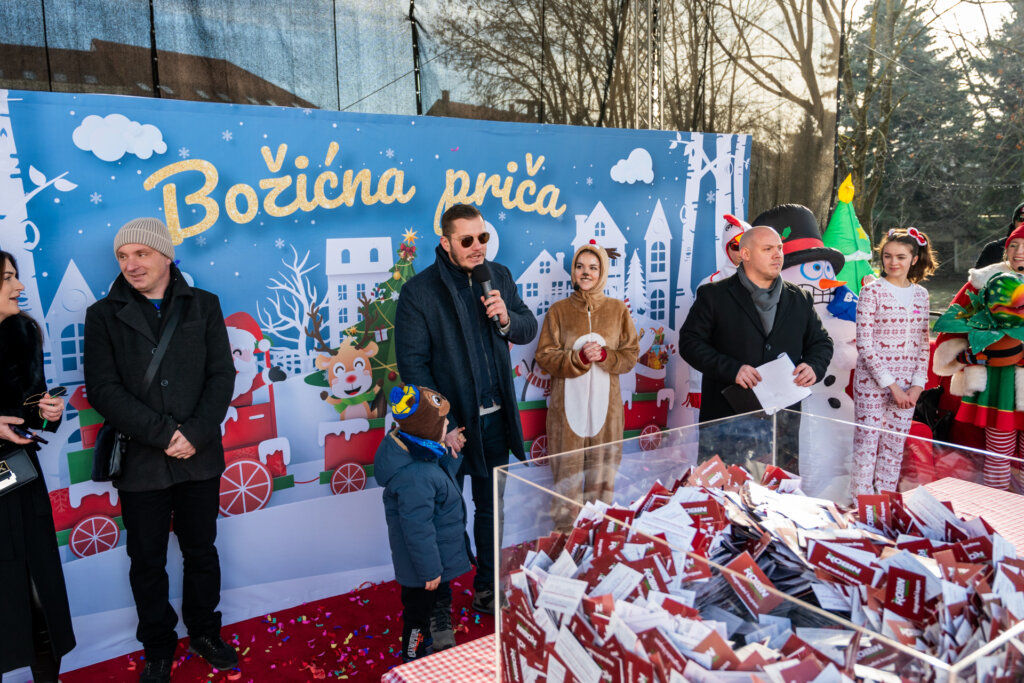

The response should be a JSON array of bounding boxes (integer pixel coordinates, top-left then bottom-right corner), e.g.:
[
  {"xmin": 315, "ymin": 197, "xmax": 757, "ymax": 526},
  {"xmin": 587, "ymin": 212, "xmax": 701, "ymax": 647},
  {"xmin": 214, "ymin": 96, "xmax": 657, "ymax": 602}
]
[{"xmin": 535, "ymin": 243, "xmax": 639, "ymax": 528}]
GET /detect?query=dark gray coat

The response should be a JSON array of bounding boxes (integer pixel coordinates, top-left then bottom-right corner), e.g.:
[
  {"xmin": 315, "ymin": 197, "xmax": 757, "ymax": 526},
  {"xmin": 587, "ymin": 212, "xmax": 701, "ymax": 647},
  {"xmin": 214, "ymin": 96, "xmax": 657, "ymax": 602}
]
[
  {"xmin": 0, "ymin": 315, "xmax": 75, "ymax": 673},
  {"xmin": 680, "ymin": 273, "xmax": 833, "ymax": 422},
  {"xmin": 83, "ymin": 267, "xmax": 234, "ymax": 492},
  {"xmin": 395, "ymin": 246, "xmax": 537, "ymax": 477},
  {"xmin": 374, "ymin": 430, "xmax": 473, "ymax": 586}
]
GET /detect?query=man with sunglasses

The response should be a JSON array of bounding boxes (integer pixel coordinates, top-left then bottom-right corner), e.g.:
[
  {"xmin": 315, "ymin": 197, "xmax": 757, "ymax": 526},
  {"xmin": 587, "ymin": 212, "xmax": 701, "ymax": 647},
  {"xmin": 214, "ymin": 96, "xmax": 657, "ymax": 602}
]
[{"xmin": 395, "ymin": 203, "xmax": 537, "ymax": 620}]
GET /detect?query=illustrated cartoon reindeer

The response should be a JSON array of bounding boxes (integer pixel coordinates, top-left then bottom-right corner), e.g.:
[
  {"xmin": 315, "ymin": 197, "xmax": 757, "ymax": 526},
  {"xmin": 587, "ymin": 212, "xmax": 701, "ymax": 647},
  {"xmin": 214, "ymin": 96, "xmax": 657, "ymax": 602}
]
[{"xmin": 306, "ymin": 305, "xmax": 382, "ymax": 420}]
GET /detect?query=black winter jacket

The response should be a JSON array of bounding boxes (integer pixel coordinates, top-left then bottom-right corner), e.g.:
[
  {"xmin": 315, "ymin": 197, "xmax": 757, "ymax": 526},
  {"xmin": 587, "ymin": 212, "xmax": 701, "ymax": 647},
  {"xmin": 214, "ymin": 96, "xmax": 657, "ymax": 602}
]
[
  {"xmin": 83, "ymin": 266, "xmax": 234, "ymax": 492},
  {"xmin": 395, "ymin": 246, "xmax": 537, "ymax": 477},
  {"xmin": 0, "ymin": 314, "xmax": 75, "ymax": 673},
  {"xmin": 680, "ymin": 273, "xmax": 834, "ymax": 422}
]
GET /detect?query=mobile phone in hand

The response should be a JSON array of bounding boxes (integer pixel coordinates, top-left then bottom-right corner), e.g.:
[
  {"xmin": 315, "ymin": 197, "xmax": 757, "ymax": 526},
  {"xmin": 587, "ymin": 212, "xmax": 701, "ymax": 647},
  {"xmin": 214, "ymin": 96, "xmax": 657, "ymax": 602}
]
[{"xmin": 9, "ymin": 424, "xmax": 48, "ymax": 444}]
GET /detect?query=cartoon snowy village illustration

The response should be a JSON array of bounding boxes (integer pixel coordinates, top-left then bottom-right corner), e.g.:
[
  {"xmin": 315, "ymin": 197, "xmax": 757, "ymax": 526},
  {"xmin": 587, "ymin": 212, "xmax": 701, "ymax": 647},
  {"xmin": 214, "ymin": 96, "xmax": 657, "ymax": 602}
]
[{"xmin": 0, "ymin": 87, "xmax": 860, "ymax": 565}]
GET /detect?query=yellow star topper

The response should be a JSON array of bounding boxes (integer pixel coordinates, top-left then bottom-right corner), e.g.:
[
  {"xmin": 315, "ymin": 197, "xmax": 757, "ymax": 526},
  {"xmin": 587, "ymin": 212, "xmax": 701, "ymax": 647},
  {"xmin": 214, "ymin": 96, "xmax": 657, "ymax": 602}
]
[{"xmin": 402, "ymin": 229, "xmax": 418, "ymax": 243}]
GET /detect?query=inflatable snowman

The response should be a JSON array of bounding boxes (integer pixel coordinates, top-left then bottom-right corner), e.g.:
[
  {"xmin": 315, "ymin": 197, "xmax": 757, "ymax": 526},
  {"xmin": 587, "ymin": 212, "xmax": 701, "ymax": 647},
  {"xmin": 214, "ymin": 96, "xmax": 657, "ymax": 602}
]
[{"xmin": 753, "ymin": 204, "xmax": 858, "ymax": 500}]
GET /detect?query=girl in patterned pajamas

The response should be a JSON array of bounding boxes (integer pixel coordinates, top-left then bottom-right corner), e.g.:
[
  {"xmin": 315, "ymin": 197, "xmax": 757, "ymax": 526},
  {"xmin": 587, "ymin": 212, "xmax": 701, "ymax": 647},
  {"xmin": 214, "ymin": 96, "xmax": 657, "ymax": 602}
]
[{"xmin": 851, "ymin": 228, "xmax": 936, "ymax": 497}]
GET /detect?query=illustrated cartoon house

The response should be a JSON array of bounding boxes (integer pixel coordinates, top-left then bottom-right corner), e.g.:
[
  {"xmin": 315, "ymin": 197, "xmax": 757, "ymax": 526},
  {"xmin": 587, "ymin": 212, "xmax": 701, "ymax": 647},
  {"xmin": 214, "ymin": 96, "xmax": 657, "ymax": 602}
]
[
  {"xmin": 517, "ymin": 250, "xmax": 571, "ymax": 317},
  {"xmin": 572, "ymin": 201, "xmax": 626, "ymax": 298},
  {"xmin": 644, "ymin": 199, "xmax": 672, "ymax": 322},
  {"xmin": 43, "ymin": 260, "xmax": 96, "ymax": 385},
  {"xmin": 324, "ymin": 237, "xmax": 393, "ymax": 347}
]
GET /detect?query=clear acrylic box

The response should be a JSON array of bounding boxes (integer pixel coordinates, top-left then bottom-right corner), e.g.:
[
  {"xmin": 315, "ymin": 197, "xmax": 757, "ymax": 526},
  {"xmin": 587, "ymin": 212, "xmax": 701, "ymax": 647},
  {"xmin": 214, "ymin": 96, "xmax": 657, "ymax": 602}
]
[{"xmin": 495, "ymin": 409, "xmax": 1024, "ymax": 682}]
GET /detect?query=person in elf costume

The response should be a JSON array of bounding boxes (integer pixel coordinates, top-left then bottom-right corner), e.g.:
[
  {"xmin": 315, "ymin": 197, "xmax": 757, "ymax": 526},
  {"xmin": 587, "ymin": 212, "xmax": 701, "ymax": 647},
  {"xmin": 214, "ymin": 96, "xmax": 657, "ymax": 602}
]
[
  {"xmin": 535, "ymin": 241, "xmax": 639, "ymax": 529},
  {"xmin": 934, "ymin": 224, "xmax": 1024, "ymax": 489}
]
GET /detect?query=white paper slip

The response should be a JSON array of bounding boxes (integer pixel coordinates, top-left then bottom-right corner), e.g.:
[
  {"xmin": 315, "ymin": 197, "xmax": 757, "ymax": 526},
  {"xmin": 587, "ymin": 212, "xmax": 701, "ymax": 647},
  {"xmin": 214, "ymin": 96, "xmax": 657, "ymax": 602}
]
[
  {"xmin": 751, "ymin": 354, "xmax": 812, "ymax": 414},
  {"xmin": 535, "ymin": 575, "xmax": 589, "ymax": 616}
]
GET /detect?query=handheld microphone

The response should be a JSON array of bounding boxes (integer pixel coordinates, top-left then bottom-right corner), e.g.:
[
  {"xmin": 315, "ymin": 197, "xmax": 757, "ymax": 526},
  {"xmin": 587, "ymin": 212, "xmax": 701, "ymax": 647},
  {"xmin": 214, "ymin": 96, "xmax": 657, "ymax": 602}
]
[
  {"xmin": 471, "ymin": 264, "xmax": 501, "ymax": 324},
  {"xmin": 1017, "ymin": 266, "xmax": 1024, "ymax": 272}
]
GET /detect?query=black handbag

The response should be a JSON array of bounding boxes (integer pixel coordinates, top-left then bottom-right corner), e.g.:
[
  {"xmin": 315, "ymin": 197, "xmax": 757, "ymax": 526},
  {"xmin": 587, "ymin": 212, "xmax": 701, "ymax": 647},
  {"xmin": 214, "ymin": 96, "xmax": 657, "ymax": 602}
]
[
  {"xmin": 91, "ymin": 300, "xmax": 183, "ymax": 482},
  {"xmin": 0, "ymin": 448, "xmax": 40, "ymax": 496}
]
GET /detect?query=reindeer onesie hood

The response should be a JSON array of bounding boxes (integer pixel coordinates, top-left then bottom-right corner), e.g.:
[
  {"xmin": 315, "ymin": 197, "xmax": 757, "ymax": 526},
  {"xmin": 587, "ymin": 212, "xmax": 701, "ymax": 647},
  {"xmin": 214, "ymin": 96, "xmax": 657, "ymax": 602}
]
[{"xmin": 535, "ymin": 243, "xmax": 639, "ymax": 524}]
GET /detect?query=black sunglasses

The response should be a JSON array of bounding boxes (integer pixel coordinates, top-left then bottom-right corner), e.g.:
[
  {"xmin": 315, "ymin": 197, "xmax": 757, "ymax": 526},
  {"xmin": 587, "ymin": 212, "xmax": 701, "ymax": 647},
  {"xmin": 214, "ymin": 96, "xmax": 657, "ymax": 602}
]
[{"xmin": 448, "ymin": 232, "xmax": 491, "ymax": 249}]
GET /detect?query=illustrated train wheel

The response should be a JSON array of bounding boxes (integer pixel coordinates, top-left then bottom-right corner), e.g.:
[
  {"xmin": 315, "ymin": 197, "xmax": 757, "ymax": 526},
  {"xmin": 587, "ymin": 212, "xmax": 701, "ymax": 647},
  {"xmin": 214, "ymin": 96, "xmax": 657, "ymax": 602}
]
[
  {"xmin": 530, "ymin": 434, "xmax": 548, "ymax": 460},
  {"xmin": 219, "ymin": 459, "xmax": 272, "ymax": 516},
  {"xmin": 330, "ymin": 462, "xmax": 367, "ymax": 495},
  {"xmin": 639, "ymin": 424, "xmax": 663, "ymax": 451},
  {"xmin": 69, "ymin": 515, "xmax": 120, "ymax": 558}
]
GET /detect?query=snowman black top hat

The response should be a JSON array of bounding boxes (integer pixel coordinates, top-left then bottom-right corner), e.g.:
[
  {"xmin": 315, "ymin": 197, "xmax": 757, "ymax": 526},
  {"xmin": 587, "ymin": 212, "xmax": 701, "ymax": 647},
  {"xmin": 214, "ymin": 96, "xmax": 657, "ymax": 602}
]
[{"xmin": 751, "ymin": 203, "xmax": 845, "ymax": 274}]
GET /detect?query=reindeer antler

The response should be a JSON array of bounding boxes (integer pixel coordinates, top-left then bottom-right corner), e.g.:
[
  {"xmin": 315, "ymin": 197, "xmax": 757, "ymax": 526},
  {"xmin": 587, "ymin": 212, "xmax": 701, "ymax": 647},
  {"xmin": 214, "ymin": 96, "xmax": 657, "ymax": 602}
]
[
  {"xmin": 305, "ymin": 303, "xmax": 333, "ymax": 353},
  {"xmin": 352, "ymin": 293, "xmax": 383, "ymax": 349}
]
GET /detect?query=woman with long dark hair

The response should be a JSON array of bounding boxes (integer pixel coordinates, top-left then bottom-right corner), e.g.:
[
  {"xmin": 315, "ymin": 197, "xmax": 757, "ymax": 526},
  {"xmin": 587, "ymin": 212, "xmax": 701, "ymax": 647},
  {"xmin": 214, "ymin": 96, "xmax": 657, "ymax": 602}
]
[{"xmin": 0, "ymin": 250, "xmax": 74, "ymax": 681}]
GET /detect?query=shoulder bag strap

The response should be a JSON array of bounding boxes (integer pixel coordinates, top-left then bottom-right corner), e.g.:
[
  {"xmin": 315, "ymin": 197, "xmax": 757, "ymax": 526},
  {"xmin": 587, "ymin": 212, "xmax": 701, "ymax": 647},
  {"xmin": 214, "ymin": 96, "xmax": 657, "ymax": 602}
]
[{"xmin": 140, "ymin": 298, "xmax": 184, "ymax": 394}]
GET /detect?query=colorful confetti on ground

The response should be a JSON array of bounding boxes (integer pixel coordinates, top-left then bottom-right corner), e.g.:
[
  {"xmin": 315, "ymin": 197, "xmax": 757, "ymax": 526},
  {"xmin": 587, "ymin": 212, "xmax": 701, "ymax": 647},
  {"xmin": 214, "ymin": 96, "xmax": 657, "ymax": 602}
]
[{"xmin": 61, "ymin": 572, "xmax": 494, "ymax": 682}]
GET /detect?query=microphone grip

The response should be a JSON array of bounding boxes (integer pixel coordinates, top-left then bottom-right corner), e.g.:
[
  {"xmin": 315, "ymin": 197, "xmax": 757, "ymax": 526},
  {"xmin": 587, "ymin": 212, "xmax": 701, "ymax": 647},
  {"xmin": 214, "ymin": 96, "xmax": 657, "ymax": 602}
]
[{"xmin": 481, "ymin": 280, "xmax": 500, "ymax": 324}]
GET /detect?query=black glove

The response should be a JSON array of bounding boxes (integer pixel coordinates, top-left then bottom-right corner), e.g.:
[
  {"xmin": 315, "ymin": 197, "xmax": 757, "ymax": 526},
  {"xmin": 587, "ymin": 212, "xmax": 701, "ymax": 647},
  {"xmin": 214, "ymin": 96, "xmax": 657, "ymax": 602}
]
[{"xmin": 268, "ymin": 366, "xmax": 287, "ymax": 382}]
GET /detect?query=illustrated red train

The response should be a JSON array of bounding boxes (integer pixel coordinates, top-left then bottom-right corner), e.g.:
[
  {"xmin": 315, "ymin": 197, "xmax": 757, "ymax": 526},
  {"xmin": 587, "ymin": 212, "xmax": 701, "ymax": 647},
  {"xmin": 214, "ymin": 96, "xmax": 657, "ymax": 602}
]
[{"xmin": 49, "ymin": 386, "xmax": 124, "ymax": 558}]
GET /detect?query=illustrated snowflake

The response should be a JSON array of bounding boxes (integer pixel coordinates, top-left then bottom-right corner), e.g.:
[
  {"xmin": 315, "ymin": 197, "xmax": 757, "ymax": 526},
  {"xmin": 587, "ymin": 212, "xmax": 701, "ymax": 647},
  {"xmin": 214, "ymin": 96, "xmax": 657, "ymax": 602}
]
[
  {"xmin": 385, "ymin": 148, "xmax": 395, "ymax": 159},
  {"xmin": 744, "ymin": 158, "xmax": 750, "ymax": 169},
  {"xmin": 275, "ymin": 238, "xmax": 285, "ymax": 249},
  {"xmin": 706, "ymin": 190, "xmax": 716, "ymax": 203},
  {"xmin": 178, "ymin": 147, "xmax": 190, "ymax": 159},
  {"xmin": 498, "ymin": 212, "xmax": 507, "ymax": 221},
  {"xmin": 302, "ymin": 108, "xmax": 312, "ymax": 115},
  {"xmin": 390, "ymin": 291, "xmax": 400, "ymax": 302},
  {"xmin": 221, "ymin": 130, "xmax": 233, "ymax": 141},
  {"xmin": 586, "ymin": 177, "xmax": 593, "ymax": 186},
  {"xmin": 89, "ymin": 192, "xmax": 102, "ymax": 204},
  {"xmin": 196, "ymin": 235, "xmax": 207, "ymax": 246}
]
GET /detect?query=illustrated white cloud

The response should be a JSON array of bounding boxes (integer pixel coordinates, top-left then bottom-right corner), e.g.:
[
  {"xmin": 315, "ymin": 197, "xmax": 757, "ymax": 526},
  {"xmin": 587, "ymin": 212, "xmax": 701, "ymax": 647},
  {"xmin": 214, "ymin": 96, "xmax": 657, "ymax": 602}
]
[
  {"xmin": 72, "ymin": 113, "xmax": 168, "ymax": 162},
  {"xmin": 610, "ymin": 148, "xmax": 654, "ymax": 184}
]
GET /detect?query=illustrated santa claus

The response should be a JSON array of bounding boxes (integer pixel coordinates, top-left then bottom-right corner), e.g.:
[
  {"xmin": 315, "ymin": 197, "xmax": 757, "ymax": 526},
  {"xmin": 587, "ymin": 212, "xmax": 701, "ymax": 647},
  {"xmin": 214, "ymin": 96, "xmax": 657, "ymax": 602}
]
[{"xmin": 225, "ymin": 311, "xmax": 286, "ymax": 407}]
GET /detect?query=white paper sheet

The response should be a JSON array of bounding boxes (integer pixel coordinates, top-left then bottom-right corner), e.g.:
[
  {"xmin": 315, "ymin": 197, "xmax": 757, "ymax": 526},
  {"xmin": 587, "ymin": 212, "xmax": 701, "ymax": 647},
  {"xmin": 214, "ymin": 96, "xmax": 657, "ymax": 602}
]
[{"xmin": 751, "ymin": 354, "xmax": 812, "ymax": 415}]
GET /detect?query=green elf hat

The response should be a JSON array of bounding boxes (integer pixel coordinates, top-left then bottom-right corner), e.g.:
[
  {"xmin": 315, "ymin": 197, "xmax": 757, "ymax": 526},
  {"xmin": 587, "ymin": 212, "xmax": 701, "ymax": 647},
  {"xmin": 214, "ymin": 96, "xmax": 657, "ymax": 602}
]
[{"xmin": 823, "ymin": 175, "xmax": 874, "ymax": 294}]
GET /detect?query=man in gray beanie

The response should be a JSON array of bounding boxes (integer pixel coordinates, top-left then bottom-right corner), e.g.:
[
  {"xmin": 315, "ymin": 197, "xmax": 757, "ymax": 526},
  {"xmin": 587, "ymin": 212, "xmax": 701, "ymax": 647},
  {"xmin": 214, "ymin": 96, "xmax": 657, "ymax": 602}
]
[{"xmin": 84, "ymin": 217, "xmax": 237, "ymax": 682}]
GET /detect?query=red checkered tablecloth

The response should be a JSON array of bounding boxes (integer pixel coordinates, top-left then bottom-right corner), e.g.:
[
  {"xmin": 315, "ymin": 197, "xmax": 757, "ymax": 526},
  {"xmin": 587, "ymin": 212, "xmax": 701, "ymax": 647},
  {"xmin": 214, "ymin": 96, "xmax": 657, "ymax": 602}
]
[
  {"xmin": 924, "ymin": 477, "xmax": 1024, "ymax": 551},
  {"xmin": 381, "ymin": 634, "xmax": 497, "ymax": 683}
]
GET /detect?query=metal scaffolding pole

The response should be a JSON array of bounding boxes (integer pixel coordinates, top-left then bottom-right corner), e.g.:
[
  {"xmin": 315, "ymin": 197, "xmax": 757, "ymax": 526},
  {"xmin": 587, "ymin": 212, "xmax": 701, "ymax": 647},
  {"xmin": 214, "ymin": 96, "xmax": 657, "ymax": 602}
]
[{"xmin": 632, "ymin": 0, "xmax": 663, "ymax": 130}]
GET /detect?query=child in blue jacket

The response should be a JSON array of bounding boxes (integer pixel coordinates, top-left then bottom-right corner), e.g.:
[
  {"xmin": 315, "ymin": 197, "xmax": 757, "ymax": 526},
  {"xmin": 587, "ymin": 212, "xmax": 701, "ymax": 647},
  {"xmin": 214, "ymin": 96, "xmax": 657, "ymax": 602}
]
[{"xmin": 375, "ymin": 385, "xmax": 473, "ymax": 662}]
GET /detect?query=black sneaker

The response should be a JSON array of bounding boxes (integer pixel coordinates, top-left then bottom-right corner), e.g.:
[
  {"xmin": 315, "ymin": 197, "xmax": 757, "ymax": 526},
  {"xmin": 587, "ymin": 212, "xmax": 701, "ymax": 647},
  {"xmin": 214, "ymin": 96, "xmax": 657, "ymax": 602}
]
[
  {"xmin": 188, "ymin": 633, "xmax": 239, "ymax": 670},
  {"xmin": 429, "ymin": 600, "xmax": 456, "ymax": 651},
  {"xmin": 471, "ymin": 588, "xmax": 495, "ymax": 615},
  {"xmin": 138, "ymin": 658, "xmax": 172, "ymax": 683}
]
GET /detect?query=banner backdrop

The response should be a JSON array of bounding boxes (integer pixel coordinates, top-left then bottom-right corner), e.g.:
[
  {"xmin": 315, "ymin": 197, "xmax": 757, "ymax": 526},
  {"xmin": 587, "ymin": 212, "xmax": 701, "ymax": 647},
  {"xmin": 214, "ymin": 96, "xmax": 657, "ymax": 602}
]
[{"xmin": 0, "ymin": 89, "xmax": 749, "ymax": 671}]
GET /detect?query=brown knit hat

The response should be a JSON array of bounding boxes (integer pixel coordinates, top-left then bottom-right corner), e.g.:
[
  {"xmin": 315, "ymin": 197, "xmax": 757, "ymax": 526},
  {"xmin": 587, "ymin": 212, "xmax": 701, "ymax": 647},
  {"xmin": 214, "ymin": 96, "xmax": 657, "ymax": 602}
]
[
  {"xmin": 114, "ymin": 217, "xmax": 175, "ymax": 260},
  {"xmin": 389, "ymin": 385, "xmax": 450, "ymax": 441}
]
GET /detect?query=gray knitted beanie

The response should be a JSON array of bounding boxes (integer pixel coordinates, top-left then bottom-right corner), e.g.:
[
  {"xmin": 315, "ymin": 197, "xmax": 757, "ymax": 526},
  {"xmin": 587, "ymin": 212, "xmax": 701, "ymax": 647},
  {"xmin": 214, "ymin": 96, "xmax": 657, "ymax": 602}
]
[{"xmin": 113, "ymin": 217, "xmax": 175, "ymax": 260}]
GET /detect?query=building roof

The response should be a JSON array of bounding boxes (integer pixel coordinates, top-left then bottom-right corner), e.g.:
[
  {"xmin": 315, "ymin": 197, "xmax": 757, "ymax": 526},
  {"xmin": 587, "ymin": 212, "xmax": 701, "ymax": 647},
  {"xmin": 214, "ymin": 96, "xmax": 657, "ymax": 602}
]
[{"xmin": 0, "ymin": 39, "xmax": 315, "ymax": 108}]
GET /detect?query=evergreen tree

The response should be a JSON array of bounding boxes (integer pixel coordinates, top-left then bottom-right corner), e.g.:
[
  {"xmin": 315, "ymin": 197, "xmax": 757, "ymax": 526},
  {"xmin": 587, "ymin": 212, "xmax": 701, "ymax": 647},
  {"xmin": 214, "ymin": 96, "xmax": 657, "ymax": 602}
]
[
  {"xmin": 344, "ymin": 230, "xmax": 420, "ymax": 400},
  {"xmin": 971, "ymin": 3, "xmax": 1024, "ymax": 239}
]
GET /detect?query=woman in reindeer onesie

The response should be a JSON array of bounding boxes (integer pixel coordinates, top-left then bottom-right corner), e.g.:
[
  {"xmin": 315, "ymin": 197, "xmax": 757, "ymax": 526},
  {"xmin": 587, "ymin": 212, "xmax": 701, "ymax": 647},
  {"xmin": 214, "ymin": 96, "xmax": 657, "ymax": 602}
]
[
  {"xmin": 535, "ymin": 241, "xmax": 639, "ymax": 529},
  {"xmin": 934, "ymin": 224, "xmax": 1024, "ymax": 490}
]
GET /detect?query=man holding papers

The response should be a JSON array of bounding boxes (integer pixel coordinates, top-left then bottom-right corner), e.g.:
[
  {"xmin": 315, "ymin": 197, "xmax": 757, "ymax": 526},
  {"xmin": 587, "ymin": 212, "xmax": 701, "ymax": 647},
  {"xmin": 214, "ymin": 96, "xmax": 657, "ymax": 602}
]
[{"xmin": 680, "ymin": 224, "xmax": 833, "ymax": 462}]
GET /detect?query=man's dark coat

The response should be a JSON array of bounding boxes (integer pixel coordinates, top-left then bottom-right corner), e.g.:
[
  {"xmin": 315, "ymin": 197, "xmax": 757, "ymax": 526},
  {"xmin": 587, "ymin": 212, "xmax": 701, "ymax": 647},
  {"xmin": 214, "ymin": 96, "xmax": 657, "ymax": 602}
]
[
  {"xmin": 395, "ymin": 246, "xmax": 537, "ymax": 477},
  {"xmin": 679, "ymin": 273, "xmax": 834, "ymax": 422},
  {"xmin": 84, "ymin": 266, "xmax": 234, "ymax": 492}
]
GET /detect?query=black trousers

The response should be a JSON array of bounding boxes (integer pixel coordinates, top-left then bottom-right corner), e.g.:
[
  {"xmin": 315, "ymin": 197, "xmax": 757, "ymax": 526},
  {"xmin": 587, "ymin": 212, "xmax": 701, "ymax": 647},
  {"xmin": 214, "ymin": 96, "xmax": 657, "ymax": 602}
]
[
  {"xmin": 462, "ymin": 412, "xmax": 510, "ymax": 593},
  {"xmin": 400, "ymin": 582, "xmax": 450, "ymax": 661},
  {"xmin": 119, "ymin": 476, "xmax": 222, "ymax": 660}
]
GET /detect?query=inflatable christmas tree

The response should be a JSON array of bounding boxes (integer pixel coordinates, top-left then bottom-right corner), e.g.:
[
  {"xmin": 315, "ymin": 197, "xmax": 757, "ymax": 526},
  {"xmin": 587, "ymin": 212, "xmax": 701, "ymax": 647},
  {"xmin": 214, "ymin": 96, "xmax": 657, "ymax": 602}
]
[{"xmin": 823, "ymin": 174, "xmax": 874, "ymax": 294}]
